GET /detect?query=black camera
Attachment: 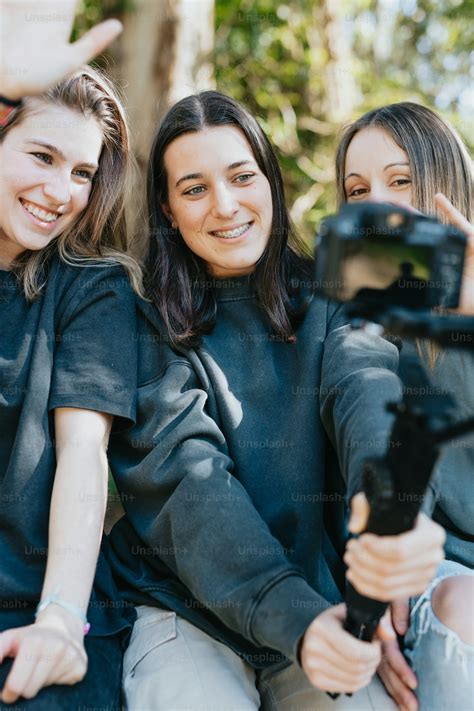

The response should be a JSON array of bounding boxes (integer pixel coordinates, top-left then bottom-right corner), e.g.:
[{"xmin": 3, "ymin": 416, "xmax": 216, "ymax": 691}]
[{"xmin": 315, "ymin": 202, "xmax": 466, "ymax": 309}]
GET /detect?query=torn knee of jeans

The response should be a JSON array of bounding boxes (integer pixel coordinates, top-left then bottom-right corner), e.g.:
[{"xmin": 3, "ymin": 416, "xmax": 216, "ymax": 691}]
[{"xmin": 431, "ymin": 576, "xmax": 474, "ymax": 646}]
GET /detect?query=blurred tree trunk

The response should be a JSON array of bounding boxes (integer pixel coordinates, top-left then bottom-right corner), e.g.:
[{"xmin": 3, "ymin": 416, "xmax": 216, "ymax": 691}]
[
  {"xmin": 111, "ymin": 0, "xmax": 215, "ymax": 251},
  {"xmin": 373, "ymin": 0, "xmax": 397, "ymax": 68},
  {"xmin": 318, "ymin": 0, "xmax": 358, "ymax": 123}
]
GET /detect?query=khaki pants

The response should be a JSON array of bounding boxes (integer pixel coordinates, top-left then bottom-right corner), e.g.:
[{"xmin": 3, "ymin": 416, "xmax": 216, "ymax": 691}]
[{"xmin": 123, "ymin": 606, "xmax": 398, "ymax": 711}]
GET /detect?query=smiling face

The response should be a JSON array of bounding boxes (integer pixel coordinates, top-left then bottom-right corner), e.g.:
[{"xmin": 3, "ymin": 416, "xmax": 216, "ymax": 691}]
[
  {"xmin": 344, "ymin": 127, "xmax": 413, "ymax": 207},
  {"xmin": 0, "ymin": 99, "xmax": 103, "ymax": 268},
  {"xmin": 163, "ymin": 125, "xmax": 273, "ymax": 278}
]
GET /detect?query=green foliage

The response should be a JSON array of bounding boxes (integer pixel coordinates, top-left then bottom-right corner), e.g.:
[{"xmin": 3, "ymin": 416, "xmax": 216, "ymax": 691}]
[
  {"xmin": 215, "ymin": 0, "xmax": 473, "ymax": 240},
  {"xmin": 74, "ymin": 0, "xmax": 473, "ymax": 240},
  {"xmin": 72, "ymin": 0, "xmax": 133, "ymax": 40}
]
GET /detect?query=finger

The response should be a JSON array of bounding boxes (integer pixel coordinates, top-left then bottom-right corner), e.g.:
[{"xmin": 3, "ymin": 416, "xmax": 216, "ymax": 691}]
[
  {"xmin": 349, "ymin": 492, "xmax": 370, "ymax": 534},
  {"xmin": 16, "ymin": 660, "xmax": 51, "ymax": 701},
  {"xmin": 305, "ymin": 657, "xmax": 376, "ymax": 691},
  {"xmin": 392, "ymin": 598, "xmax": 410, "ymax": 636},
  {"xmin": 378, "ymin": 662, "xmax": 419, "ymax": 711},
  {"xmin": 0, "ymin": 629, "xmax": 19, "ymax": 663},
  {"xmin": 1, "ymin": 643, "xmax": 37, "ymax": 704},
  {"xmin": 324, "ymin": 623, "xmax": 382, "ymax": 666},
  {"xmin": 345, "ymin": 538, "xmax": 443, "ymax": 575},
  {"xmin": 69, "ymin": 19, "xmax": 123, "ymax": 66},
  {"xmin": 375, "ymin": 609, "xmax": 396, "ymax": 642},
  {"xmin": 383, "ymin": 639, "xmax": 417, "ymax": 690},
  {"xmin": 435, "ymin": 193, "xmax": 473, "ymax": 237},
  {"xmin": 346, "ymin": 563, "xmax": 437, "ymax": 601},
  {"xmin": 304, "ymin": 637, "xmax": 377, "ymax": 681},
  {"xmin": 351, "ymin": 522, "xmax": 445, "ymax": 560},
  {"xmin": 305, "ymin": 614, "xmax": 381, "ymax": 667}
]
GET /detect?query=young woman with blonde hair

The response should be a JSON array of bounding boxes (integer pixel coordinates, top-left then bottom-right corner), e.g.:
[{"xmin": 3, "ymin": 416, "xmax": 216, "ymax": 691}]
[
  {"xmin": 0, "ymin": 2, "xmax": 142, "ymax": 707},
  {"xmin": 335, "ymin": 101, "xmax": 473, "ymax": 711}
]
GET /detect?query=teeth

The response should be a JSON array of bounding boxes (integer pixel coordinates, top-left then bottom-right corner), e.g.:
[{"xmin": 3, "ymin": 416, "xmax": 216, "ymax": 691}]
[
  {"xmin": 22, "ymin": 200, "xmax": 59, "ymax": 223},
  {"xmin": 213, "ymin": 222, "xmax": 250, "ymax": 239}
]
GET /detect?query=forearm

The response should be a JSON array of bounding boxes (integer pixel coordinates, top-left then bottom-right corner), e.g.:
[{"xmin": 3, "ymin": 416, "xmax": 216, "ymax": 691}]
[
  {"xmin": 40, "ymin": 443, "xmax": 108, "ymax": 620},
  {"xmin": 320, "ymin": 318, "xmax": 402, "ymax": 499}
]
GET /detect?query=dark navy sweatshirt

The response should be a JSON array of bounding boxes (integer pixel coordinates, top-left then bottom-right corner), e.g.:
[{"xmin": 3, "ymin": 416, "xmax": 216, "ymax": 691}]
[{"xmin": 108, "ymin": 275, "xmax": 402, "ymax": 668}]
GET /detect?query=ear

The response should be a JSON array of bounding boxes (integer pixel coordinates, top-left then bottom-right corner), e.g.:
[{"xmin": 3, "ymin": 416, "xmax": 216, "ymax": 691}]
[
  {"xmin": 161, "ymin": 202, "xmax": 174, "ymax": 223},
  {"xmin": 162, "ymin": 203, "xmax": 178, "ymax": 230}
]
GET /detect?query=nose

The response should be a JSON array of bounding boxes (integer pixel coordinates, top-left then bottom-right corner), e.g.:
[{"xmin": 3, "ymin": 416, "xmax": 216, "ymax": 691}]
[
  {"xmin": 42, "ymin": 169, "xmax": 71, "ymax": 206},
  {"xmin": 211, "ymin": 183, "xmax": 239, "ymax": 219},
  {"xmin": 369, "ymin": 185, "xmax": 393, "ymax": 203}
]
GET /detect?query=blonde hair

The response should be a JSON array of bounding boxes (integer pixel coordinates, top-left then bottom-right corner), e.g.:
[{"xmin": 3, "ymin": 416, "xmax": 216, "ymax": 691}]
[
  {"xmin": 2, "ymin": 66, "xmax": 143, "ymax": 298},
  {"xmin": 335, "ymin": 102, "xmax": 473, "ymax": 368},
  {"xmin": 335, "ymin": 102, "xmax": 472, "ymax": 220}
]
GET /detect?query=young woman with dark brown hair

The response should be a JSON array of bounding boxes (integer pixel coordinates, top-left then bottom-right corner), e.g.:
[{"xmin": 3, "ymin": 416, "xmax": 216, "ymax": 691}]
[{"xmin": 108, "ymin": 91, "xmax": 446, "ymax": 711}]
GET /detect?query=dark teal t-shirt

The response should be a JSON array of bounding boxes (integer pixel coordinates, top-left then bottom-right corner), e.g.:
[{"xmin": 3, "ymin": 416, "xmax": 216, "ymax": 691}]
[{"xmin": 0, "ymin": 258, "xmax": 137, "ymax": 637}]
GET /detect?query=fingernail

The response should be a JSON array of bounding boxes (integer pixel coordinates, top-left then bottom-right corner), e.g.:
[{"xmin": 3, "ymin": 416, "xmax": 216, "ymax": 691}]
[{"xmin": 404, "ymin": 676, "xmax": 417, "ymax": 690}]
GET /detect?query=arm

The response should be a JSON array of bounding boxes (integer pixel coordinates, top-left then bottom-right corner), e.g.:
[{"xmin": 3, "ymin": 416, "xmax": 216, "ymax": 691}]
[
  {"xmin": 110, "ymin": 344, "xmax": 388, "ymax": 694},
  {"xmin": 0, "ymin": 0, "xmax": 122, "ymax": 104},
  {"xmin": 1, "ymin": 408, "xmax": 112, "ymax": 705},
  {"xmin": 320, "ymin": 305, "xmax": 402, "ymax": 501},
  {"xmin": 320, "ymin": 308, "xmax": 445, "ymax": 600},
  {"xmin": 111, "ymin": 357, "xmax": 328, "ymax": 661}
]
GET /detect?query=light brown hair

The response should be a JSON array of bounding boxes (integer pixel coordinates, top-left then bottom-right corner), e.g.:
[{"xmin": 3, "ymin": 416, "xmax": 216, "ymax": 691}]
[
  {"xmin": 2, "ymin": 66, "xmax": 143, "ymax": 298},
  {"xmin": 335, "ymin": 102, "xmax": 472, "ymax": 221},
  {"xmin": 335, "ymin": 102, "xmax": 473, "ymax": 367}
]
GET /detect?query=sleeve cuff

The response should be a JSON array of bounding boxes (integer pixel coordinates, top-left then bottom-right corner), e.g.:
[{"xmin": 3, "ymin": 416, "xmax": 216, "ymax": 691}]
[
  {"xmin": 249, "ymin": 574, "xmax": 331, "ymax": 662},
  {"xmin": 48, "ymin": 394, "xmax": 136, "ymax": 431}
]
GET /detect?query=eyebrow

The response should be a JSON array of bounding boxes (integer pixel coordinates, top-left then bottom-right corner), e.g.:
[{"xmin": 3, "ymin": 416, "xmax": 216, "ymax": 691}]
[
  {"xmin": 344, "ymin": 162, "xmax": 410, "ymax": 181},
  {"xmin": 175, "ymin": 160, "xmax": 256, "ymax": 188},
  {"xmin": 27, "ymin": 140, "xmax": 98, "ymax": 170}
]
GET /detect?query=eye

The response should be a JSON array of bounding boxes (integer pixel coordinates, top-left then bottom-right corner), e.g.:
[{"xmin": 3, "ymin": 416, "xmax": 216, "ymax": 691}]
[
  {"xmin": 391, "ymin": 178, "xmax": 412, "ymax": 187},
  {"xmin": 183, "ymin": 185, "xmax": 206, "ymax": 196},
  {"xmin": 73, "ymin": 168, "xmax": 94, "ymax": 182},
  {"xmin": 347, "ymin": 187, "xmax": 369, "ymax": 198},
  {"xmin": 31, "ymin": 152, "xmax": 52, "ymax": 164},
  {"xmin": 233, "ymin": 172, "xmax": 255, "ymax": 183}
]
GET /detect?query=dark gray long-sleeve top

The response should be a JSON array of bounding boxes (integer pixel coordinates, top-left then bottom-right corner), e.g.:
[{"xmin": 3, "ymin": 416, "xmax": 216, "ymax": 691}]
[
  {"xmin": 404, "ymin": 341, "xmax": 474, "ymax": 568},
  {"xmin": 108, "ymin": 276, "xmax": 403, "ymax": 668}
]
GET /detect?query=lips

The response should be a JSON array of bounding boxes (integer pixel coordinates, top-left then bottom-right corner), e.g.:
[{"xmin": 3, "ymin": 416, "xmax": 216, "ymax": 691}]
[
  {"xmin": 20, "ymin": 198, "xmax": 60, "ymax": 224},
  {"xmin": 210, "ymin": 221, "xmax": 253, "ymax": 239}
]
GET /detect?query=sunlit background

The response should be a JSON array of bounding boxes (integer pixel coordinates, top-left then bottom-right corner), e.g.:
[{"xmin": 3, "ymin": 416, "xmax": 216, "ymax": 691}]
[{"xmin": 74, "ymin": 0, "xmax": 473, "ymax": 242}]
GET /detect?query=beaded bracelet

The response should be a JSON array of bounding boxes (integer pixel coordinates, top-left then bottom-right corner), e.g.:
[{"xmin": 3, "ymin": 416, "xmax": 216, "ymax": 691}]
[{"xmin": 35, "ymin": 590, "xmax": 91, "ymax": 636}]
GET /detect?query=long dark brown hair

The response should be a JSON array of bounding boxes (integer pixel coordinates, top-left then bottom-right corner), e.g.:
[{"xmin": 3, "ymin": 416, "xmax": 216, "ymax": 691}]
[{"xmin": 146, "ymin": 91, "xmax": 312, "ymax": 347}]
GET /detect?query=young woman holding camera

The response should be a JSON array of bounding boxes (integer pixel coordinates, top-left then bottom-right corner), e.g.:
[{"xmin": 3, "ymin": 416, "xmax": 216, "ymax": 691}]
[
  {"xmin": 107, "ymin": 90, "xmax": 446, "ymax": 710},
  {"xmin": 335, "ymin": 101, "xmax": 474, "ymax": 711},
  {"xmin": 0, "ymin": 2, "xmax": 142, "ymax": 707}
]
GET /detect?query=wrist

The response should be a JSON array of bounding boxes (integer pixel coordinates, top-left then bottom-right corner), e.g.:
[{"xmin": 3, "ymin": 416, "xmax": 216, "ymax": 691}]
[
  {"xmin": 35, "ymin": 604, "xmax": 86, "ymax": 642},
  {"xmin": 36, "ymin": 590, "xmax": 90, "ymax": 637}
]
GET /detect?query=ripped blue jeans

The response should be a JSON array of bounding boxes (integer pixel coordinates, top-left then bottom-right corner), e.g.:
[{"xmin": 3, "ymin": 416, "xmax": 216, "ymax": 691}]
[{"xmin": 404, "ymin": 559, "xmax": 474, "ymax": 711}]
